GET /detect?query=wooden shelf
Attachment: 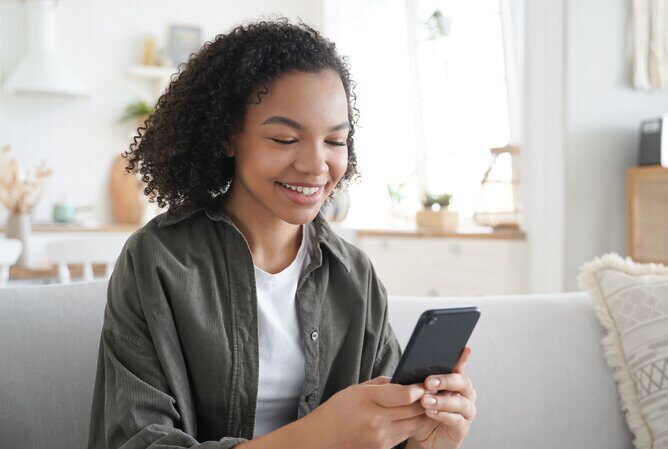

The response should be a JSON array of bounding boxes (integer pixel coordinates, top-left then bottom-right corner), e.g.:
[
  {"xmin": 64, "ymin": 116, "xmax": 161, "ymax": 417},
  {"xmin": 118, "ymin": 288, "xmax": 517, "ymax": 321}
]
[
  {"xmin": 10, "ymin": 263, "xmax": 109, "ymax": 281},
  {"xmin": 354, "ymin": 226, "xmax": 525, "ymax": 240},
  {"xmin": 0, "ymin": 223, "xmax": 139, "ymax": 233},
  {"xmin": 129, "ymin": 64, "xmax": 178, "ymax": 80}
]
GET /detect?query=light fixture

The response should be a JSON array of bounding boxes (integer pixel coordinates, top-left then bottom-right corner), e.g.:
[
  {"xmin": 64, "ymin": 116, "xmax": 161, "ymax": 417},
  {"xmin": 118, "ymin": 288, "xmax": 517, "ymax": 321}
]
[{"xmin": 4, "ymin": 0, "xmax": 88, "ymax": 97}]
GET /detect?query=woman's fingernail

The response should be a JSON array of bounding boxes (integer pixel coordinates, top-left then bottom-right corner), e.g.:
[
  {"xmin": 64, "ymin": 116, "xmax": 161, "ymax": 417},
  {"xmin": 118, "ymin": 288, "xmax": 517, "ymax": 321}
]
[
  {"xmin": 423, "ymin": 395, "xmax": 437, "ymax": 405},
  {"xmin": 427, "ymin": 378, "xmax": 440, "ymax": 388}
]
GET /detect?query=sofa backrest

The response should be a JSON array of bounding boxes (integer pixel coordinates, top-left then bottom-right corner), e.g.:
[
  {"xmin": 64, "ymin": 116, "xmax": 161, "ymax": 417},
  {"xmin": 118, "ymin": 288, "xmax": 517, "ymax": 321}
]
[
  {"xmin": 0, "ymin": 282, "xmax": 634, "ymax": 449},
  {"xmin": 0, "ymin": 281, "xmax": 108, "ymax": 449},
  {"xmin": 389, "ymin": 294, "xmax": 634, "ymax": 449}
]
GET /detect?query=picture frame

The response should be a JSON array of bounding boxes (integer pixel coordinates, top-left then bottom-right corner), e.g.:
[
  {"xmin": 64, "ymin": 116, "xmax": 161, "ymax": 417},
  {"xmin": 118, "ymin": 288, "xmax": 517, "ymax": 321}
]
[{"xmin": 168, "ymin": 25, "xmax": 202, "ymax": 67}]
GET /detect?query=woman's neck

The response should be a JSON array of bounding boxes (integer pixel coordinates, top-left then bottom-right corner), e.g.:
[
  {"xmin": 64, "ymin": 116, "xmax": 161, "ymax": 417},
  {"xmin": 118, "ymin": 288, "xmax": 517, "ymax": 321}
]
[{"xmin": 220, "ymin": 186, "xmax": 303, "ymax": 274}]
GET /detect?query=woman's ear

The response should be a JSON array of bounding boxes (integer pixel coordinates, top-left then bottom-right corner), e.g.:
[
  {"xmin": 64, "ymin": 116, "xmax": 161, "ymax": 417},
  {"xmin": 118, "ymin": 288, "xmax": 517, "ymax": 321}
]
[{"xmin": 223, "ymin": 146, "xmax": 235, "ymax": 157}]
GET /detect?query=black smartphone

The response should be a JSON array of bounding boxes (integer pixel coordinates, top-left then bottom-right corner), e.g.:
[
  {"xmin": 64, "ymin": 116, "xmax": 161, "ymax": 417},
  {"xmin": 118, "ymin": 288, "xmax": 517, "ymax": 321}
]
[{"xmin": 391, "ymin": 307, "xmax": 480, "ymax": 385}]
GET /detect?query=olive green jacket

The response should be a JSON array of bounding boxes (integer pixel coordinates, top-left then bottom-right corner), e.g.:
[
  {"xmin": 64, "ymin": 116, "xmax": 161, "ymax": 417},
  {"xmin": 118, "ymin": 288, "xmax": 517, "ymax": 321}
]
[{"xmin": 86, "ymin": 200, "xmax": 405, "ymax": 449}]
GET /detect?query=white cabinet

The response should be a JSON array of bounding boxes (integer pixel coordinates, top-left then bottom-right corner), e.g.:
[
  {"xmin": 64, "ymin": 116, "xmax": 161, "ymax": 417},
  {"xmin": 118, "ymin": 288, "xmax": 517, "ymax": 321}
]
[{"xmin": 356, "ymin": 236, "xmax": 528, "ymax": 296}]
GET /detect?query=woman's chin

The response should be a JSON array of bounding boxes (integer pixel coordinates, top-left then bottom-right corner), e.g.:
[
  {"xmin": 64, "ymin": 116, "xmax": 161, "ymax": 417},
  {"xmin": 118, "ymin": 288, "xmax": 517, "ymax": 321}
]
[{"xmin": 276, "ymin": 206, "xmax": 322, "ymax": 225}]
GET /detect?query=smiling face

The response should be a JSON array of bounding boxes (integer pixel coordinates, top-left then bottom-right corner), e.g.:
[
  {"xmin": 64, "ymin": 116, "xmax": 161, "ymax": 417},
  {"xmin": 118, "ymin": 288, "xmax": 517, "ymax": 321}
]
[{"xmin": 224, "ymin": 69, "xmax": 350, "ymax": 226}]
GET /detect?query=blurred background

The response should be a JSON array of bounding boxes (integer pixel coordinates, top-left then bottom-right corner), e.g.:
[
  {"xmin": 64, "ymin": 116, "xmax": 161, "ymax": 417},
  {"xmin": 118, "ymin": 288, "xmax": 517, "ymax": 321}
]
[{"xmin": 1, "ymin": 0, "xmax": 667, "ymax": 295}]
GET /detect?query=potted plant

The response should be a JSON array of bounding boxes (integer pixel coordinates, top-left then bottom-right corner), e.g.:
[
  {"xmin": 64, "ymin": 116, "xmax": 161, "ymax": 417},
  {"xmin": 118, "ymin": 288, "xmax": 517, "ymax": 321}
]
[
  {"xmin": 416, "ymin": 192, "xmax": 458, "ymax": 231},
  {"xmin": 119, "ymin": 100, "xmax": 155, "ymax": 127}
]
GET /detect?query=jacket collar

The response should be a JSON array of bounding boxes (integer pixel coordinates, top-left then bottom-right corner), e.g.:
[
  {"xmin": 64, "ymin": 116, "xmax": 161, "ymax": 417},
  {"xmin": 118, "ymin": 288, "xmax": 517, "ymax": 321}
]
[{"xmin": 155, "ymin": 199, "xmax": 351, "ymax": 273}]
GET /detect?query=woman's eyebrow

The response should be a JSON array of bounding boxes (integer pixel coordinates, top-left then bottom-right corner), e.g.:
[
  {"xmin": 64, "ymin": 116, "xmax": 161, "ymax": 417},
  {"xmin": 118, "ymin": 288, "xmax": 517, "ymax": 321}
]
[
  {"xmin": 262, "ymin": 115, "xmax": 302, "ymax": 130},
  {"xmin": 329, "ymin": 122, "xmax": 350, "ymax": 132},
  {"xmin": 261, "ymin": 115, "xmax": 349, "ymax": 132}
]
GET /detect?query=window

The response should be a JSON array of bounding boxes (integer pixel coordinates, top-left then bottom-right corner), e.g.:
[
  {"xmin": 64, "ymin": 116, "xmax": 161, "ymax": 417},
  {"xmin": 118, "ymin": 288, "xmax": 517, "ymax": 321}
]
[
  {"xmin": 324, "ymin": 0, "xmax": 512, "ymax": 228},
  {"xmin": 414, "ymin": 0, "xmax": 511, "ymax": 219}
]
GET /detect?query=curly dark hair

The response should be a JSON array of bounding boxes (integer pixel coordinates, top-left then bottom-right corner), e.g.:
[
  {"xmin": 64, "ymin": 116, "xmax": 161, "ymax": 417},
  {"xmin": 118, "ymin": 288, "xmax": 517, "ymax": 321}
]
[{"xmin": 124, "ymin": 17, "xmax": 360, "ymax": 211}]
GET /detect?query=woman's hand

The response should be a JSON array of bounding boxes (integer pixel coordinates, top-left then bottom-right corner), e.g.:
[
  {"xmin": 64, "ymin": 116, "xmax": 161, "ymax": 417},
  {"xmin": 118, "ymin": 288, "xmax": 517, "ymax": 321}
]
[
  {"xmin": 239, "ymin": 375, "xmax": 429, "ymax": 449},
  {"xmin": 407, "ymin": 346, "xmax": 477, "ymax": 449},
  {"xmin": 299, "ymin": 375, "xmax": 428, "ymax": 449}
]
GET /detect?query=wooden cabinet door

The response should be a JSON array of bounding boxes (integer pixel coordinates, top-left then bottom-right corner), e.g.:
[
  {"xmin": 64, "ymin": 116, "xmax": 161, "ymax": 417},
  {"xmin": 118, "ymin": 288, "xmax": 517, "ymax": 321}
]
[{"xmin": 627, "ymin": 166, "xmax": 668, "ymax": 264}]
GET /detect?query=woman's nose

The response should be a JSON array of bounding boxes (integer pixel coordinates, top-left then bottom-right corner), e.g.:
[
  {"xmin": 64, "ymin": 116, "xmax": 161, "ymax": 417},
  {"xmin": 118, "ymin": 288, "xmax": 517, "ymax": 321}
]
[{"xmin": 293, "ymin": 143, "xmax": 329, "ymax": 175}]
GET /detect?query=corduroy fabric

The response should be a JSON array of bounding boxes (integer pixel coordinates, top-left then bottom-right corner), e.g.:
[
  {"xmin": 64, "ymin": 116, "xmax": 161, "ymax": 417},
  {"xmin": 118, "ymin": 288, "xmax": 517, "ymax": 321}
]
[{"xmin": 86, "ymin": 200, "xmax": 405, "ymax": 449}]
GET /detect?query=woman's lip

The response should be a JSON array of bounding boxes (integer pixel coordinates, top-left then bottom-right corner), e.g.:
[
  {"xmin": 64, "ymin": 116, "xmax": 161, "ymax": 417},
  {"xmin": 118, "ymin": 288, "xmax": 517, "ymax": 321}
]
[
  {"xmin": 275, "ymin": 182, "xmax": 323, "ymax": 205},
  {"xmin": 278, "ymin": 181, "xmax": 326, "ymax": 188}
]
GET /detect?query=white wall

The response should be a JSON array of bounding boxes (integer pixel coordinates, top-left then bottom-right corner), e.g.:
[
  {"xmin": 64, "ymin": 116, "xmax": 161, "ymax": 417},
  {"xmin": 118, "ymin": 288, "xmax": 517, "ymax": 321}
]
[
  {"xmin": 564, "ymin": 0, "xmax": 668, "ymax": 290},
  {"xmin": 0, "ymin": 0, "xmax": 322, "ymax": 225},
  {"xmin": 4, "ymin": 0, "xmax": 666, "ymax": 293}
]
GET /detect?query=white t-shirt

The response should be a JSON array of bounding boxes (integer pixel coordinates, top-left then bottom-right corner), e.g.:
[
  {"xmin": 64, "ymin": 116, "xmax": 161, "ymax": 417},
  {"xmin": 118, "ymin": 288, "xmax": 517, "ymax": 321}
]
[{"xmin": 252, "ymin": 225, "xmax": 311, "ymax": 438}]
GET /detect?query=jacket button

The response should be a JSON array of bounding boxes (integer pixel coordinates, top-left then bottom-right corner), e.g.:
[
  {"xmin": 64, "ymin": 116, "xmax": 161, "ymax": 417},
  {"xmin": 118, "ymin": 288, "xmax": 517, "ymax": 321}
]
[{"xmin": 310, "ymin": 331, "xmax": 319, "ymax": 341}]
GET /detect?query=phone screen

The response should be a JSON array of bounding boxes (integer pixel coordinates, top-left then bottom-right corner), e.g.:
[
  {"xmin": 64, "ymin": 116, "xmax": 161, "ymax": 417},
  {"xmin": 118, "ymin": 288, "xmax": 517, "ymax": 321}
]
[{"xmin": 391, "ymin": 307, "xmax": 480, "ymax": 385}]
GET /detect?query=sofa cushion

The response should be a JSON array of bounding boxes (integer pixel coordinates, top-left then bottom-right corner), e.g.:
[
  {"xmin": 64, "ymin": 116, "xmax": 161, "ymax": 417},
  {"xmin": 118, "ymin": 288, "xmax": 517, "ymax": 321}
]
[
  {"xmin": 579, "ymin": 253, "xmax": 668, "ymax": 449},
  {"xmin": 0, "ymin": 281, "xmax": 108, "ymax": 449}
]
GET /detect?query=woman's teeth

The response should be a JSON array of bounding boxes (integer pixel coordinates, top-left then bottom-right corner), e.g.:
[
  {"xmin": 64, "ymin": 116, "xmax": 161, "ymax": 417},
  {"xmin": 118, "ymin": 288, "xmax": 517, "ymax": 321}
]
[{"xmin": 279, "ymin": 182, "xmax": 319, "ymax": 196}]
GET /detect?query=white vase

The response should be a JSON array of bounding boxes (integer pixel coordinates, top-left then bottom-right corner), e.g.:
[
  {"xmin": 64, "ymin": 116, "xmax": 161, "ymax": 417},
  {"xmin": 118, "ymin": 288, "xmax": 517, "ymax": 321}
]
[{"xmin": 6, "ymin": 213, "xmax": 32, "ymax": 268}]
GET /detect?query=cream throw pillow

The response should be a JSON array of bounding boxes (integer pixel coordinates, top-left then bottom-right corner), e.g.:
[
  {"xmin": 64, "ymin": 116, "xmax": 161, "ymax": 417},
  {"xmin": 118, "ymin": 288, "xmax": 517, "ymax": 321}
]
[{"xmin": 578, "ymin": 253, "xmax": 668, "ymax": 449}]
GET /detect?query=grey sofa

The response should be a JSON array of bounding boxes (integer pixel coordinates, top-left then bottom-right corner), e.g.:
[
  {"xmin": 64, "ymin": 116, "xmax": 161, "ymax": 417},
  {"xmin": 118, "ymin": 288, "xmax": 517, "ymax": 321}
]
[
  {"xmin": 1, "ymin": 281, "xmax": 107, "ymax": 449},
  {"xmin": 0, "ymin": 281, "xmax": 635, "ymax": 449}
]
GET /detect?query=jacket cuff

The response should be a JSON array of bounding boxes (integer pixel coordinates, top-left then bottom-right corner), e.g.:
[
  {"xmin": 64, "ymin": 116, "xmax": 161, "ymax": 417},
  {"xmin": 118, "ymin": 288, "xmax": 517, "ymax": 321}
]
[{"xmin": 218, "ymin": 437, "xmax": 249, "ymax": 448}]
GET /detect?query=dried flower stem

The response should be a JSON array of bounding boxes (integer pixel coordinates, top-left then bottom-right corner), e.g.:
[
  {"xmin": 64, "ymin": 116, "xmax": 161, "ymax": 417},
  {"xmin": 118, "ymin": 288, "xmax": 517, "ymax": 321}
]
[{"xmin": 0, "ymin": 145, "xmax": 53, "ymax": 214}]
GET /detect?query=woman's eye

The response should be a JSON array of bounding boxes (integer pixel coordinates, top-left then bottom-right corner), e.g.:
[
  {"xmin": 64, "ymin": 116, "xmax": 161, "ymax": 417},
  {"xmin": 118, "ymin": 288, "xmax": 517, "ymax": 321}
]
[
  {"xmin": 271, "ymin": 138, "xmax": 298, "ymax": 145},
  {"xmin": 326, "ymin": 141, "xmax": 347, "ymax": 147}
]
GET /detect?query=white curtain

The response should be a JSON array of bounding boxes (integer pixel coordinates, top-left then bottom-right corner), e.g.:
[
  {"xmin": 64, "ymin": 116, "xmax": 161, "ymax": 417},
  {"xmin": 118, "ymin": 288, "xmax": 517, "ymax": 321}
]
[
  {"xmin": 499, "ymin": 0, "xmax": 525, "ymax": 145},
  {"xmin": 632, "ymin": 0, "xmax": 668, "ymax": 90},
  {"xmin": 320, "ymin": 0, "xmax": 419, "ymax": 228}
]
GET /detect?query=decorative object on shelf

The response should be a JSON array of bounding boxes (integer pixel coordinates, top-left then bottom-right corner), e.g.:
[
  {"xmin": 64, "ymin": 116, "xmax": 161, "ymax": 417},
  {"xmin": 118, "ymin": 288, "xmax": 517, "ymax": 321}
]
[
  {"xmin": 320, "ymin": 190, "xmax": 351, "ymax": 222},
  {"xmin": 416, "ymin": 192, "xmax": 458, "ymax": 231},
  {"xmin": 0, "ymin": 145, "xmax": 53, "ymax": 267},
  {"xmin": 109, "ymin": 154, "xmax": 144, "ymax": 224},
  {"xmin": 639, "ymin": 114, "xmax": 668, "ymax": 166},
  {"xmin": 168, "ymin": 25, "xmax": 202, "ymax": 67},
  {"xmin": 142, "ymin": 35, "xmax": 158, "ymax": 66},
  {"xmin": 6, "ymin": 214, "xmax": 32, "ymax": 268},
  {"xmin": 52, "ymin": 199, "xmax": 76, "ymax": 223},
  {"xmin": 51, "ymin": 195, "xmax": 94, "ymax": 223},
  {"xmin": 474, "ymin": 144, "xmax": 522, "ymax": 229}
]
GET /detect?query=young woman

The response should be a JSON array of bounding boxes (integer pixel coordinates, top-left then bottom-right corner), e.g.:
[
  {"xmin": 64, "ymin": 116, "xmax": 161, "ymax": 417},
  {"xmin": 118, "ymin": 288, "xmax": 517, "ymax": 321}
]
[{"xmin": 87, "ymin": 18, "xmax": 476, "ymax": 449}]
